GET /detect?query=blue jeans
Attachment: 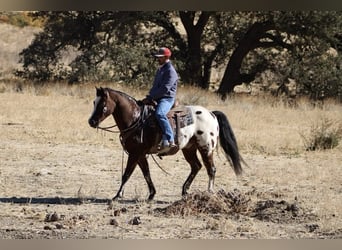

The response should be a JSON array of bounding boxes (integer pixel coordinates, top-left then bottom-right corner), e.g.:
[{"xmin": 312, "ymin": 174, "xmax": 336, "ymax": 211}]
[{"xmin": 155, "ymin": 97, "xmax": 174, "ymax": 142}]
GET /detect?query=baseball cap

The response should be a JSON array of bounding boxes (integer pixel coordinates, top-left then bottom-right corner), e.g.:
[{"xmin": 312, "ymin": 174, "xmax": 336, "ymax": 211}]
[{"xmin": 153, "ymin": 47, "xmax": 172, "ymax": 57}]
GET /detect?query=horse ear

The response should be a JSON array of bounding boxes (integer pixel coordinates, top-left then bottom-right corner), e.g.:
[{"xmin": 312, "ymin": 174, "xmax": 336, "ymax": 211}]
[
  {"xmin": 104, "ymin": 89, "xmax": 110, "ymax": 99},
  {"xmin": 96, "ymin": 86, "xmax": 101, "ymax": 96},
  {"xmin": 96, "ymin": 87, "xmax": 108, "ymax": 97}
]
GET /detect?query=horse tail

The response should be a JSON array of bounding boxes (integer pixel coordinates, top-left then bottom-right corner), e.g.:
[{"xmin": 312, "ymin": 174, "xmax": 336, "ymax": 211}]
[{"xmin": 212, "ymin": 110, "xmax": 243, "ymax": 176}]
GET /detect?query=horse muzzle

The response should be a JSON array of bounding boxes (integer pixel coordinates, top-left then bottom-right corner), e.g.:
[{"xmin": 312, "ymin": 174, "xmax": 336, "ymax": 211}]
[{"xmin": 88, "ymin": 118, "xmax": 99, "ymax": 128}]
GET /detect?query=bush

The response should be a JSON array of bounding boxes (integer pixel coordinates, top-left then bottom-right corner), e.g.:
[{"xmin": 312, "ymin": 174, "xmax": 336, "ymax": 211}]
[
  {"xmin": 0, "ymin": 12, "xmax": 43, "ymax": 28},
  {"xmin": 301, "ymin": 117, "xmax": 342, "ymax": 151},
  {"xmin": 289, "ymin": 52, "xmax": 342, "ymax": 102}
]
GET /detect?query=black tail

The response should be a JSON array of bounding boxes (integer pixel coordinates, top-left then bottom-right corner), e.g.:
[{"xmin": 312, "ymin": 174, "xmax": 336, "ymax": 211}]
[{"xmin": 212, "ymin": 110, "xmax": 243, "ymax": 176}]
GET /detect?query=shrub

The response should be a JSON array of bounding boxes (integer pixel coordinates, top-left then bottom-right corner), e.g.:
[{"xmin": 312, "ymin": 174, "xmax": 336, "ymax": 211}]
[{"xmin": 301, "ymin": 117, "xmax": 342, "ymax": 151}]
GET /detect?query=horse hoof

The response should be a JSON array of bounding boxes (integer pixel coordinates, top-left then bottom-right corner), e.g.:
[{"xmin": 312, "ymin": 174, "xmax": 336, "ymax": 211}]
[
  {"xmin": 113, "ymin": 190, "xmax": 124, "ymax": 201},
  {"xmin": 107, "ymin": 200, "xmax": 115, "ymax": 209},
  {"xmin": 112, "ymin": 195, "xmax": 121, "ymax": 201},
  {"xmin": 147, "ymin": 195, "xmax": 155, "ymax": 201},
  {"xmin": 181, "ymin": 191, "xmax": 189, "ymax": 199}
]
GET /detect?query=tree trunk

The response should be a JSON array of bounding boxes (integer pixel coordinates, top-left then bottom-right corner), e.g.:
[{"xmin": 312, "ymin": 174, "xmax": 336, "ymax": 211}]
[
  {"xmin": 217, "ymin": 21, "xmax": 274, "ymax": 99},
  {"xmin": 179, "ymin": 11, "xmax": 212, "ymax": 88},
  {"xmin": 186, "ymin": 31, "xmax": 203, "ymax": 86}
]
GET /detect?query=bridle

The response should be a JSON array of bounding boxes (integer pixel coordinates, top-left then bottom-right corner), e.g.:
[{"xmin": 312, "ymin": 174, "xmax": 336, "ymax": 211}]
[
  {"xmin": 96, "ymin": 104, "xmax": 147, "ymax": 152},
  {"xmin": 95, "ymin": 90, "xmax": 142, "ymax": 134},
  {"xmin": 97, "ymin": 124, "xmax": 119, "ymax": 133}
]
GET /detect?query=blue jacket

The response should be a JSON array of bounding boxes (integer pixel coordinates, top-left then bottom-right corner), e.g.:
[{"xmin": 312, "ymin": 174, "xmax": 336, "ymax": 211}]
[{"xmin": 147, "ymin": 61, "xmax": 178, "ymax": 101}]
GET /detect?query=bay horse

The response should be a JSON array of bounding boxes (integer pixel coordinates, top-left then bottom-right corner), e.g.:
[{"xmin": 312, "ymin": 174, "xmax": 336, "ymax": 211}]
[{"xmin": 88, "ymin": 87, "xmax": 244, "ymax": 201}]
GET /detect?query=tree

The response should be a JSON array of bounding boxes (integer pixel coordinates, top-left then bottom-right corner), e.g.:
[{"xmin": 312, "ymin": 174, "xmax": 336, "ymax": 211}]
[
  {"xmin": 217, "ymin": 11, "xmax": 342, "ymax": 100},
  {"xmin": 17, "ymin": 11, "xmax": 158, "ymax": 83},
  {"xmin": 17, "ymin": 11, "xmax": 342, "ymax": 101},
  {"xmin": 17, "ymin": 11, "xmax": 227, "ymax": 89}
]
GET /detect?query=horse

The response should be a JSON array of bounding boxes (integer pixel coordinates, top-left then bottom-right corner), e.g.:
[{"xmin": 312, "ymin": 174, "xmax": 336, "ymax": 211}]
[{"xmin": 88, "ymin": 87, "xmax": 244, "ymax": 201}]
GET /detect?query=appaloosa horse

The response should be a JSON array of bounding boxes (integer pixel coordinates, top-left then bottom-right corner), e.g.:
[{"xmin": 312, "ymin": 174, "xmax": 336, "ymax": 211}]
[{"xmin": 88, "ymin": 87, "xmax": 244, "ymax": 201}]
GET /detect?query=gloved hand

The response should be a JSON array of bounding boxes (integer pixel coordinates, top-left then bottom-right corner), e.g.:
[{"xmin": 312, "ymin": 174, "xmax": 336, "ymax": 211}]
[
  {"xmin": 141, "ymin": 98, "xmax": 157, "ymax": 106},
  {"xmin": 142, "ymin": 98, "xmax": 150, "ymax": 104}
]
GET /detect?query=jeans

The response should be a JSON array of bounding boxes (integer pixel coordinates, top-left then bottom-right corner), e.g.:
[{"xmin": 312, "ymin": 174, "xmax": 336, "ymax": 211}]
[{"xmin": 155, "ymin": 97, "xmax": 174, "ymax": 142}]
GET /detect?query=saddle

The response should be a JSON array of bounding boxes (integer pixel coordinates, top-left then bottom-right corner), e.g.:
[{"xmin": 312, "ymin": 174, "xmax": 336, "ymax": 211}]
[
  {"xmin": 139, "ymin": 104, "xmax": 194, "ymax": 155},
  {"xmin": 166, "ymin": 106, "xmax": 194, "ymax": 145}
]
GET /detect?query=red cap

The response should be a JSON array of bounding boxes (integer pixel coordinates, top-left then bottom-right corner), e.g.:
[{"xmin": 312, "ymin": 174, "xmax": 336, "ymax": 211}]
[{"xmin": 153, "ymin": 47, "xmax": 171, "ymax": 57}]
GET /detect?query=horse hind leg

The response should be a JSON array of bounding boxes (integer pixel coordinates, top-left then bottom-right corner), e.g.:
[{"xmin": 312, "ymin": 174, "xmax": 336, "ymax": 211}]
[
  {"xmin": 198, "ymin": 147, "xmax": 216, "ymax": 193},
  {"xmin": 181, "ymin": 145, "xmax": 202, "ymax": 196}
]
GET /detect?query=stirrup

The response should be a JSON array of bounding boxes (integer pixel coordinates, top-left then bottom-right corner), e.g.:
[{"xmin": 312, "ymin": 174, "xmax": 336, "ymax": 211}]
[{"xmin": 157, "ymin": 141, "xmax": 178, "ymax": 156}]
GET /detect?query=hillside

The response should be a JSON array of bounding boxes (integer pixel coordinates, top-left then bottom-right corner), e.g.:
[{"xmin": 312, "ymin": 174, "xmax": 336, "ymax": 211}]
[{"xmin": 0, "ymin": 22, "xmax": 41, "ymax": 79}]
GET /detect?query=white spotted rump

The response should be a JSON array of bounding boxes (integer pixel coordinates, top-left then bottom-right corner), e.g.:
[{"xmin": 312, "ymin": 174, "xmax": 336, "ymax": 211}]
[{"xmin": 178, "ymin": 105, "xmax": 219, "ymax": 153}]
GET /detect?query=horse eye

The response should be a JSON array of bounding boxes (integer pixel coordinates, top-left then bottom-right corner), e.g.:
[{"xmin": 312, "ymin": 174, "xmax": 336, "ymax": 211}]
[{"xmin": 103, "ymin": 106, "xmax": 108, "ymax": 113}]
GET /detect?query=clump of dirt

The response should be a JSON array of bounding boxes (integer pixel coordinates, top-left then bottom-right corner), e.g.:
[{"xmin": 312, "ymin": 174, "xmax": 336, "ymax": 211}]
[
  {"xmin": 154, "ymin": 189, "xmax": 318, "ymax": 225},
  {"xmin": 154, "ymin": 189, "xmax": 251, "ymax": 216},
  {"xmin": 251, "ymin": 199, "xmax": 318, "ymax": 224}
]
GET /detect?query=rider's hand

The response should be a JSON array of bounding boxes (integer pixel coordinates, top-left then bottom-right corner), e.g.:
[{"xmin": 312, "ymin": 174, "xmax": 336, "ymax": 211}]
[{"xmin": 142, "ymin": 98, "xmax": 150, "ymax": 105}]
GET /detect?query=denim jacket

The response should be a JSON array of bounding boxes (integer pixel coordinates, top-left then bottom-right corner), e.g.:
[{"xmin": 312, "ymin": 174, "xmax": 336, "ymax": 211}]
[{"xmin": 147, "ymin": 61, "xmax": 178, "ymax": 101}]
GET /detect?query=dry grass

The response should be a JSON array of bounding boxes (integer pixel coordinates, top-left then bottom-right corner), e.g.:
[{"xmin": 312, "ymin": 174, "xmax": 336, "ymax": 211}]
[
  {"xmin": 223, "ymin": 94, "xmax": 342, "ymax": 155},
  {"xmin": 4, "ymin": 80, "xmax": 341, "ymax": 154},
  {"xmin": 0, "ymin": 81, "xmax": 341, "ymax": 239}
]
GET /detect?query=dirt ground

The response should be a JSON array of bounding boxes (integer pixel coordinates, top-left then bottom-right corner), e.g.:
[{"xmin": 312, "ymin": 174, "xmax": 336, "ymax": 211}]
[{"xmin": 0, "ymin": 89, "xmax": 341, "ymax": 239}]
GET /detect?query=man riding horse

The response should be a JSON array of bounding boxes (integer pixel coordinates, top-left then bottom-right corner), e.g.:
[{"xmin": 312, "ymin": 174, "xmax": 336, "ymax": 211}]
[
  {"xmin": 87, "ymin": 47, "xmax": 244, "ymax": 201},
  {"xmin": 142, "ymin": 47, "xmax": 178, "ymax": 154}
]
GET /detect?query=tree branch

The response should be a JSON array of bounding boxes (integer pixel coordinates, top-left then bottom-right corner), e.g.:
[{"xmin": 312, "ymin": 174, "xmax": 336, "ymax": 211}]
[{"xmin": 260, "ymin": 33, "xmax": 293, "ymax": 50}]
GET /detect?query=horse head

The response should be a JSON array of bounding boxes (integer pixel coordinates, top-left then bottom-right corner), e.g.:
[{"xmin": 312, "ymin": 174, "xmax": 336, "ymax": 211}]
[{"xmin": 88, "ymin": 87, "xmax": 116, "ymax": 128}]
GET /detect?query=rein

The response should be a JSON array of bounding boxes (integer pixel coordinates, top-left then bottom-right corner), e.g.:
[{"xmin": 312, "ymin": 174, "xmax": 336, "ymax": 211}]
[
  {"xmin": 97, "ymin": 124, "xmax": 119, "ymax": 133},
  {"xmin": 97, "ymin": 114, "xmax": 143, "ymax": 134}
]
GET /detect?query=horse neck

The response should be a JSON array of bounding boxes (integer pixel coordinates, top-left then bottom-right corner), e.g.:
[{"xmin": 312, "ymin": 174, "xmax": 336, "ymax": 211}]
[{"xmin": 109, "ymin": 90, "xmax": 140, "ymax": 131}]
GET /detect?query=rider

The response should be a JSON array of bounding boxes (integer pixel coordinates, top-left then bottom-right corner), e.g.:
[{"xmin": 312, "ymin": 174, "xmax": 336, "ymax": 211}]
[{"xmin": 143, "ymin": 47, "xmax": 179, "ymax": 150}]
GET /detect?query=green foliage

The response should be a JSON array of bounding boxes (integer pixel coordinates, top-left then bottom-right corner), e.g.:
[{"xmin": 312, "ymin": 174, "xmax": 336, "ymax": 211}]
[
  {"xmin": 0, "ymin": 11, "xmax": 44, "ymax": 27},
  {"xmin": 15, "ymin": 12, "xmax": 158, "ymax": 84},
  {"xmin": 1, "ymin": 12, "xmax": 30, "ymax": 27},
  {"xmin": 289, "ymin": 53, "xmax": 342, "ymax": 101},
  {"xmin": 234, "ymin": 11, "xmax": 342, "ymax": 101}
]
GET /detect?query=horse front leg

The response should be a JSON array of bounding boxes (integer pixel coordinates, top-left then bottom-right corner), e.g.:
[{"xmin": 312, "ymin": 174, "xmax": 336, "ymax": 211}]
[
  {"xmin": 137, "ymin": 156, "xmax": 156, "ymax": 201},
  {"xmin": 112, "ymin": 153, "xmax": 138, "ymax": 201}
]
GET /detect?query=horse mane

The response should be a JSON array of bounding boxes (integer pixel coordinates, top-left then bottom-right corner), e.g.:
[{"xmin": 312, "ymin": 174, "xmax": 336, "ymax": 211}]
[{"xmin": 105, "ymin": 88, "xmax": 139, "ymax": 105}]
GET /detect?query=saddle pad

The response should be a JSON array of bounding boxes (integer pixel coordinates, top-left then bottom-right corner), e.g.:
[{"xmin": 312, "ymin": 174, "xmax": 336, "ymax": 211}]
[{"xmin": 167, "ymin": 106, "xmax": 194, "ymax": 131}]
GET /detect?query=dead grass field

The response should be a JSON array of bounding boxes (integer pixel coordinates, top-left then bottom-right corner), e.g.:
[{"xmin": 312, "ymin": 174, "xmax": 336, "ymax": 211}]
[{"xmin": 0, "ymin": 82, "xmax": 341, "ymax": 239}]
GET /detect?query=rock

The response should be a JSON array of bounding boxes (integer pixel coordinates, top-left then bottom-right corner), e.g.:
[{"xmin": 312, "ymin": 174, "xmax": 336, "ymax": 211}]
[
  {"xmin": 113, "ymin": 209, "xmax": 121, "ymax": 216},
  {"xmin": 43, "ymin": 225, "xmax": 52, "ymax": 230},
  {"xmin": 109, "ymin": 218, "xmax": 119, "ymax": 227},
  {"xmin": 306, "ymin": 224, "xmax": 319, "ymax": 232},
  {"xmin": 128, "ymin": 216, "xmax": 141, "ymax": 225},
  {"xmin": 45, "ymin": 212, "xmax": 60, "ymax": 222}
]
